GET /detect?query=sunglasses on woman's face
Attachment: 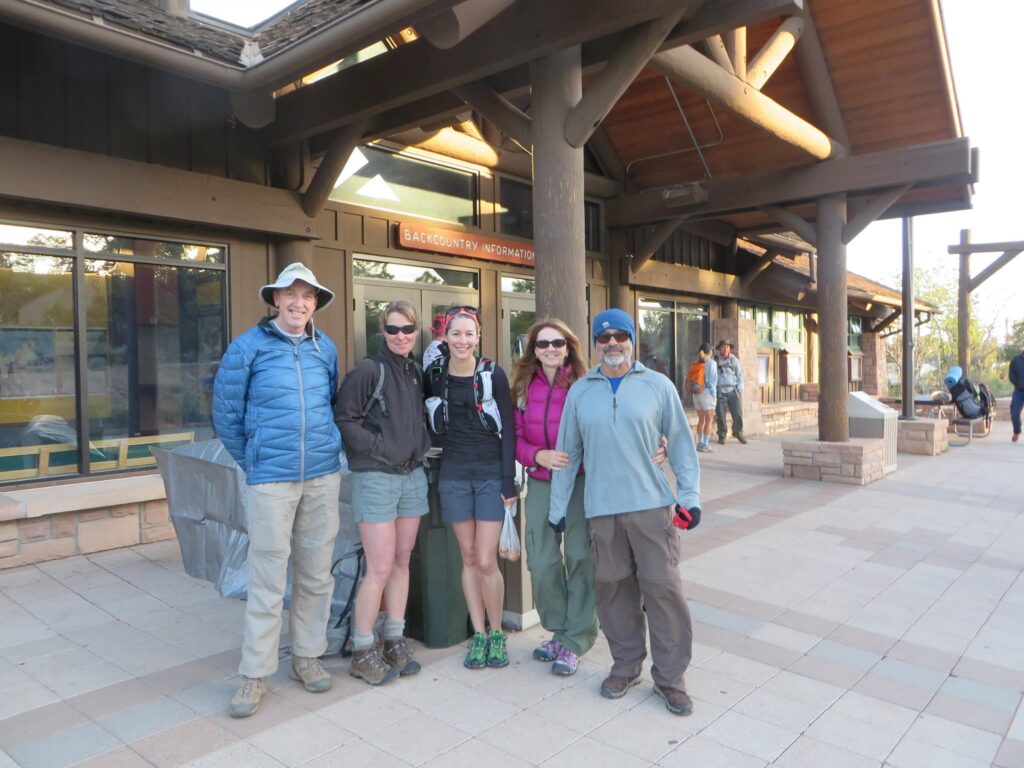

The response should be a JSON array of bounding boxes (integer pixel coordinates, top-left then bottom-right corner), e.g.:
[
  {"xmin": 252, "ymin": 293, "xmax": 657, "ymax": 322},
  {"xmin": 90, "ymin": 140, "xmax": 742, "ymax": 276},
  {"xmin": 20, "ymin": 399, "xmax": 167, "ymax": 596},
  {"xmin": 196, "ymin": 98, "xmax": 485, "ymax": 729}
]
[
  {"xmin": 535, "ymin": 338, "xmax": 567, "ymax": 350},
  {"xmin": 595, "ymin": 330, "xmax": 630, "ymax": 344},
  {"xmin": 384, "ymin": 324, "xmax": 417, "ymax": 335}
]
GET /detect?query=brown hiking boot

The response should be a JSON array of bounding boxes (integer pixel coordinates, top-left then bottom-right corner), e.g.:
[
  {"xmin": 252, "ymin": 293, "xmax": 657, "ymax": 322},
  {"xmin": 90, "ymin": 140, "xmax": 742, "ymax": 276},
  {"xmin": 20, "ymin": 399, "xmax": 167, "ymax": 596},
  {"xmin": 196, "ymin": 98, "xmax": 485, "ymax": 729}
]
[
  {"xmin": 289, "ymin": 655, "xmax": 332, "ymax": 693},
  {"xmin": 654, "ymin": 685, "xmax": 694, "ymax": 716},
  {"xmin": 350, "ymin": 643, "xmax": 399, "ymax": 686},
  {"xmin": 735, "ymin": 434, "xmax": 748, "ymax": 444},
  {"xmin": 599, "ymin": 674, "xmax": 641, "ymax": 699},
  {"xmin": 383, "ymin": 636, "xmax": 421, "ymax": 676},
  {"xmin": 229, "ymin": 676, "xmax": 267, "ymax": 718}
]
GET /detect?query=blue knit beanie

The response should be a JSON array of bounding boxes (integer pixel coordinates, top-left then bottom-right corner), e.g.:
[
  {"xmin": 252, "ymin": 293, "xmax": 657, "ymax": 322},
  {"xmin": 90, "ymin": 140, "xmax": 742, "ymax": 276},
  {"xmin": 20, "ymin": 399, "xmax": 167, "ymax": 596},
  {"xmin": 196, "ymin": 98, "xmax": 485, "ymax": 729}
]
[{"xmin": 592, "ymin": 308, "xmax": 636, "ymax": 344}]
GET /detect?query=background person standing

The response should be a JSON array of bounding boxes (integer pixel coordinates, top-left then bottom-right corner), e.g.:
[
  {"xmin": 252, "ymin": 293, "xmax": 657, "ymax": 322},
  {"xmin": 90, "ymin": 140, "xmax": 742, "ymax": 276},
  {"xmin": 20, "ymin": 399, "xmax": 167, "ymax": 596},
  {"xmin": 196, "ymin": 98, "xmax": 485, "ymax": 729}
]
[
  {"xmin": 1009, "ymin": 349, "xmax": 1024, "ymax": 442},
  {"xmin": 714, "ymin": 339, "xmax": 747, "ymax": 444},
  {"xmin": 213, "ymin": 263, "xmax": 343, "ymax": 718}
]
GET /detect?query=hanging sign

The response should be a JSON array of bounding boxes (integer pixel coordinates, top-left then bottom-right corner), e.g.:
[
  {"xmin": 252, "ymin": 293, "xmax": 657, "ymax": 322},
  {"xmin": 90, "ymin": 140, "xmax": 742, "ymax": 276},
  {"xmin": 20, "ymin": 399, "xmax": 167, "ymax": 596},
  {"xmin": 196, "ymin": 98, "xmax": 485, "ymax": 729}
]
[{"xmin": 398, "ymin": 222, "xmax": 535, "ymax": 267}]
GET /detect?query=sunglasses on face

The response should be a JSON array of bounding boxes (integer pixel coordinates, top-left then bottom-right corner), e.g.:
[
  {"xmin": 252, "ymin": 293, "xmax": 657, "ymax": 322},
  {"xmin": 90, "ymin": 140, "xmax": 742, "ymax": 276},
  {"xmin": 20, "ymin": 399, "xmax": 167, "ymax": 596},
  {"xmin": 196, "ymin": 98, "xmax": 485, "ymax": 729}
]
[
  {"xmin": 384, "ymin": 324, "xmax": 417, "ymax": 335},
  {"xmin": 535, "ymin": 338, "xmax": 567, "ymax": 350},
  {"xmin": 595, "ymin": 331, "xmax": 630, "ymax": 344}
]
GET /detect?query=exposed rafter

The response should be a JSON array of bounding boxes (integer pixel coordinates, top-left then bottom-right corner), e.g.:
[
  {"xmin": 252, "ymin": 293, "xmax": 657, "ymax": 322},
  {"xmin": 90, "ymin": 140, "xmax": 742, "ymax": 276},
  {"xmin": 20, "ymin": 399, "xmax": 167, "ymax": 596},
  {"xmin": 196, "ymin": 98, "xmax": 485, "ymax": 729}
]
[
  {"xmin": 794, "ymin": 6, "xmax": 849, "ymax": 149},
  {"xmin": 418, "ymin": 0, "xmax": 518, "ymax": 49},
  {"xmin": 630, "ymin": 215, "xmax": 687, "ymax": 273},
  {"xmin": 606, "ymin": 138, "xmax": 975, "ymax": 227},
  {"xmin": 649, "ymin": 45, "xmax": 846, "ymax": 160},
  {"xmin": 871, "ymin": 309, "xmax": 902, "ymax": 333},
  {"xmin": 565, "ymin": 7, "xmax": 692, "ymax": 148},
  {"xmin": 747, "ymin": 16, "xmax": 804, "ymax": 89},
  {"xmin": 740, "ymin": 250, "xmax": 779, "ymax": 288},
  {"xmin": 703, "ymin": 34, "xmax": 735, "ymax": 73},
  {"xmin": 724, "ymin": 27, "xmax": 747, "ymax": 80},
  {"xmin": 759, "ymin": 204, "xmax": 817, "ymax": 245},
  {"xmin": 301, "ymin": 119, "xmax": 367, "ymax": 217}
]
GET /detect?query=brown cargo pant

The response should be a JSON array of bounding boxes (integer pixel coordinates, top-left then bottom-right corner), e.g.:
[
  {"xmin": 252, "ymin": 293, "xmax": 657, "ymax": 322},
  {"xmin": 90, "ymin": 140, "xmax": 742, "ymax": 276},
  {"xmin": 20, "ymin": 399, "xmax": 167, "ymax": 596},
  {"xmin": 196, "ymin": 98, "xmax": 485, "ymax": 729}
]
[{"xmin": 588, "ymin": 505, "xmax": 693, "ymax": 693}]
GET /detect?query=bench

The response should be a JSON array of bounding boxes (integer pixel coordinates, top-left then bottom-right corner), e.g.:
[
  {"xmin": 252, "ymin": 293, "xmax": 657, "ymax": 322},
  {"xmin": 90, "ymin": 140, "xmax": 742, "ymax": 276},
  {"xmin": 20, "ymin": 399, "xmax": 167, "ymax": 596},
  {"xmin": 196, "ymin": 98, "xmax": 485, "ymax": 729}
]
[{"xmin": 949, "ymin": 414, "xmax": 992, "ymax": 446}]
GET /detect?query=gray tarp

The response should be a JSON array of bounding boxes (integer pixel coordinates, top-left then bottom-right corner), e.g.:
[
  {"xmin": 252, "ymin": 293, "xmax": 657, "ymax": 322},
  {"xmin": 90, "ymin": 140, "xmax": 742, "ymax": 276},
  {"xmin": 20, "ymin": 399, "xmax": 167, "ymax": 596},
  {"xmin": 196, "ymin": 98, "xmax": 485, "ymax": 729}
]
[{"xmin": 153, "ymin": 440, "xmax": 362, "ymax": 655}]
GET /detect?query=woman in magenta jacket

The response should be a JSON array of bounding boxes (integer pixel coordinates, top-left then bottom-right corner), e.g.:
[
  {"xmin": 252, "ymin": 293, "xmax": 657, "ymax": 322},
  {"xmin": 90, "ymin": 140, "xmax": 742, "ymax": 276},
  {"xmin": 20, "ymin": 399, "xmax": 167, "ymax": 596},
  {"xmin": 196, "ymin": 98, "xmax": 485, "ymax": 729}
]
[{"xmin": 512, "ymin": 318, "xmax": 593, "ymax": 675}]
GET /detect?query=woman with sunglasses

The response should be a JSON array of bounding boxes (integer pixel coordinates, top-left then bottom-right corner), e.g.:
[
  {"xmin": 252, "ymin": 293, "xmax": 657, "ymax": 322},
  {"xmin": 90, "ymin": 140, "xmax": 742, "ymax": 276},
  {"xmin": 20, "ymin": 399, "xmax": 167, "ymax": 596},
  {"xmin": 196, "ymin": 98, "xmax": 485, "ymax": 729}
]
[
  {"xmin": 425, "ymin": 306, "xmax": 517, "ymax": 670},
  {"xmin": 511, "ymin": 319, "xmax": 592, "ymax": 675},
  {"xmin": 335, "ymin": 300, "xmax": 432, "ymax": 686}
]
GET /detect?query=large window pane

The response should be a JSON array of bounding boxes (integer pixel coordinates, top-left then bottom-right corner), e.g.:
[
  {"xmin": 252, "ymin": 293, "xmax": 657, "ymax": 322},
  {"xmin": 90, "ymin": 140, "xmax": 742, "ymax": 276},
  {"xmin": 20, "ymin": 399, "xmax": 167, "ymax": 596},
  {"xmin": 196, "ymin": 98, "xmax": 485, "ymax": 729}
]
[
  {"xmin": 85, "ymin": 261, "xmax": 224, "ymax": 474},
  {"xmin": 84, "ymin": 234, "xmax": 224, "ymax": 263},
  {"xmin": 353, "ymin": 257, "xmax": 478, "ymax": 288},
  {"xmin": 330, "ymin": 146, "xmax": 478, "ymax": 226},
  {"xmin": 0, "ymin": 225, "xmax": 73, "ymax": 250},
  {"xmin": 0, "ymin": 255, "xmax": 78, "ymax": 481}
]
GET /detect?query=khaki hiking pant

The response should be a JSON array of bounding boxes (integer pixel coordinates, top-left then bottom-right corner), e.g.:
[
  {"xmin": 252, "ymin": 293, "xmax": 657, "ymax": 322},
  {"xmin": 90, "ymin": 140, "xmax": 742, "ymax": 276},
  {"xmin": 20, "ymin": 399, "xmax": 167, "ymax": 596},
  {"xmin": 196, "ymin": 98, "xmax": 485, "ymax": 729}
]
[
  {"xmin": 588, "ymin": 506, "xmax": 693, "ymax": 693},
  {"xmin": 524, "ymin": 475, "xmax": 598, "ymax": 656},
  {"xmin": 240, "ymin": 471, "xmax": 341, "ymax": 679}
]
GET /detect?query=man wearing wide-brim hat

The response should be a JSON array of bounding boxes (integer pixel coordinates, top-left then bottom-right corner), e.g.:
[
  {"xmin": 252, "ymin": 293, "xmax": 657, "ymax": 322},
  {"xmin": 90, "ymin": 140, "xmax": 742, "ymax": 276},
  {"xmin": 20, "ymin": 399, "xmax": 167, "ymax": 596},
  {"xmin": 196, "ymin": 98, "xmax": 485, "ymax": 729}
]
[
  {"xmin": 213, "ymin": 263, "xmax": 343, "ymax": 717},
  {"xmin": 713, "ymin": 339, "xmax": 747, "ymax": 444}
]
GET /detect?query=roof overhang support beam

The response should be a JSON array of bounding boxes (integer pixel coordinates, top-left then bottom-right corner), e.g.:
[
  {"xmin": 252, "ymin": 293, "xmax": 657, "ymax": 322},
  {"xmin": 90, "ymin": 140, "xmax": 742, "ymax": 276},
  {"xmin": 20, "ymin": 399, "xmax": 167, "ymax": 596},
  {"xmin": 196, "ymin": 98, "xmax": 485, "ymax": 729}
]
[
  {"xmin": 565, "ymin": 6, "xmax": 694, "ymax": 148},
  {"xmin": 703, "ymin": 35, "xmax": 734, "ymax": 74},
  {"xmin": 418, "ymin": 0, "xmax": 518, "ymax": 49},
  {"xmin": 0, "ymin": 135, "xmax": 313, "ymax": 237},
  {"xmin": 587, "ymin": 126, "xmax": 627, "ymax": 184},
  {"xmin": 451, "ymin": 81, "xmax": 532, "ymax": 149},
  {"xmin": 741, "ymin": 250, "xmax": 778, "ymax": 288},
  {"xmin": 301, "ymin": 119, "xmax": 368, "ymax": 218},
  {"xmin": 725, "ymin": 27, "xmax": 747, "ymax": 80},
  {"xmin": 266, "ymin": 0, "xmax": 685, "ymax": 145},
  {"xmin": 870, "ymin": 309, "xmax": 901, "ymax": 334},
  {"xmin": 630, "ymin": 215, "xmax": 687, "ymax": 274},
  {"xmin": 758, "ymin": 204, "xmax": 817, "ymax": 246},
  {"xmin": 607, "ymin": 137, "xmax": 975, "ymax": 227},
  {"xmin": 649, "ymin": 45, "xmax": 846, "ymax": 161},
  {"xmin": 842, "ymin": 184, "xmax": 912, "ymax": 244},
  {"xmin": 747, "ymin": 16, "xmax": 804, "ymax": 89}
]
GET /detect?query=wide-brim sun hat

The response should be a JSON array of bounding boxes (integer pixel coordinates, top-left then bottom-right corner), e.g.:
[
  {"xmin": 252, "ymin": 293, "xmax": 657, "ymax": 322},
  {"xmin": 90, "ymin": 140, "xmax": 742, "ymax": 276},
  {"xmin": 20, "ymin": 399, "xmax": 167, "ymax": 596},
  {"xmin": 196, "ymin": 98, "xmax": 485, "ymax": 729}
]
[
  {"xmin": 260, "ymin": 262, "xmax": 335, "ymax": 310},
  {"xmin": 716, "ymin": 338, "xmax": 734, "ymax": 351}
]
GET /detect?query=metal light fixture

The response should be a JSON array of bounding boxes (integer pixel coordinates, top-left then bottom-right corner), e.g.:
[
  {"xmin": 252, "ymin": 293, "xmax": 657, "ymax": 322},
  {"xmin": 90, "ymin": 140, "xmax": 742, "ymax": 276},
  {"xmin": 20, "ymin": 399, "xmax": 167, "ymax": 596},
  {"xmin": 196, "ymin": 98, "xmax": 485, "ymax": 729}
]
[{"xmin": 662, "ymin": 181, "xmax": 709, "ymax": 207}]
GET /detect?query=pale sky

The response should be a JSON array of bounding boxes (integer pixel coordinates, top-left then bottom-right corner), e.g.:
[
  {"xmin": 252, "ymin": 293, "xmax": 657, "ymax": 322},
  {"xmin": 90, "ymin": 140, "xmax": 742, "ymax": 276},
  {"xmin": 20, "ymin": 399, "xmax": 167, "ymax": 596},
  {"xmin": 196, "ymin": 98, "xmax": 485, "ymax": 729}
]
[
  {"xmin": 194, "ymin": 0, "xmax": 1021, "ymax": 336},
  {"xmin": 846, "ymin": 1, "xmax": 1024, "ymax": 339}
]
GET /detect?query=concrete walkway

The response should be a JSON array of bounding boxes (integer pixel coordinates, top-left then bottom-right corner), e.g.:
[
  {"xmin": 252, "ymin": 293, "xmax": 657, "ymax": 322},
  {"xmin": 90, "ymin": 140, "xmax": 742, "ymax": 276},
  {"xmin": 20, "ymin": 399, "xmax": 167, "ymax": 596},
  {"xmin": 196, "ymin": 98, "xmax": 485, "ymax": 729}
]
[{"xmin": 1, "ymin": 423, "xmax": 1022, "ymax": 767}]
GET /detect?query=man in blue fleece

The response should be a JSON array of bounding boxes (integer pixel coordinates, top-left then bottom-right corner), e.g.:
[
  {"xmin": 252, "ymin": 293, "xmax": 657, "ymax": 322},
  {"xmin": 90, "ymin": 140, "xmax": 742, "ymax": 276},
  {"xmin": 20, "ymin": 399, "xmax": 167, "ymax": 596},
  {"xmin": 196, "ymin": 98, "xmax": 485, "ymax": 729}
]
[{"xmin": 549, "ymin": 308, "xmax": 701, "ymax": 716}]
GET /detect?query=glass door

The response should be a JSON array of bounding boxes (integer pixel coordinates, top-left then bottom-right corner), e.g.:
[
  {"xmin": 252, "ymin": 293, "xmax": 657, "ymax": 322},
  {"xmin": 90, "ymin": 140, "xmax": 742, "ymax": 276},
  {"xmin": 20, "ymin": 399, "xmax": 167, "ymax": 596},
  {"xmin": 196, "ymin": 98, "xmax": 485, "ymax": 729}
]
[{"xmin": 500, "ymin": 275, "xmax": 536, "ymax": 370}]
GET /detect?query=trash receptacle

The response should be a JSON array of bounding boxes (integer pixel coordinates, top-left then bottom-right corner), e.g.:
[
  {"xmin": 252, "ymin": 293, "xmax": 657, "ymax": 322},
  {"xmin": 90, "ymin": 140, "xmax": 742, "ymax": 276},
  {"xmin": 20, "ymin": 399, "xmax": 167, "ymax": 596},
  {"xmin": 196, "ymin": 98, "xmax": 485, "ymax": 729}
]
[
  {"xmin": 848, "ymin": 391, "xmax": 897, "ymax": 473},
  {"xmin": 406, "ymin": 457, "xmax": 471, "ymax": 648}
]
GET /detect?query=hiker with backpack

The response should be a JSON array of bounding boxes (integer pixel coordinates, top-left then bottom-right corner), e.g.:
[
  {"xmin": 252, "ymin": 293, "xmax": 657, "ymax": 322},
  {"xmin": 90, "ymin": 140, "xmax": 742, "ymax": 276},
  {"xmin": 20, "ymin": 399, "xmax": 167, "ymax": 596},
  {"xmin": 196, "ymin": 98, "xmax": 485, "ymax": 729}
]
[
  {"xmin": 424, "ymin": 306, "xmax": 517, "ymax": 670},
  {"xmin": 334, "ymin": 299, "xmax": 432, "ymax": 686},
  {"xmin": 687, "ymin": 342, "xmax": 719, "ymax": 453},
  {"xmin": 714, "ymin": 339, "xmax": 748, "ymax": 444}
]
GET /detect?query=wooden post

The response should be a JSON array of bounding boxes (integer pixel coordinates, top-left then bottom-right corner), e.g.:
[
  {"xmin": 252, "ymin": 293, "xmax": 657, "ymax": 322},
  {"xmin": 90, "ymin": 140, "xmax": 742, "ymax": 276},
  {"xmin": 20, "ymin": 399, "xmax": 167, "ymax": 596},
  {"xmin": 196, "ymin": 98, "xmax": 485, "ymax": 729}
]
[
  {"xmin": 531, "ymin": 46, "xmax": 587, "ymax": 343},
  {"xmin": 816, "ymin": 193, "xmax": 848, "ymax": 442},
  {"xmin": 901, "ymin": 217, "xmax": 915, "ymax": 420},
  {"xmin": 958, "ymin": 229, "xmax": 971, "ymax": 371}
]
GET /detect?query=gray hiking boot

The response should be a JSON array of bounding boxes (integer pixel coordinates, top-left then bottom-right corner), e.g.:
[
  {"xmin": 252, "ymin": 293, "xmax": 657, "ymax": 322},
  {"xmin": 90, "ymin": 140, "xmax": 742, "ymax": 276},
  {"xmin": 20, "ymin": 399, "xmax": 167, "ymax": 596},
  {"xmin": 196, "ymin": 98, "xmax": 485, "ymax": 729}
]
[
  {"xmin": 229, "ymin": 676, "xmax": 267, "ymax": 718},
  {"xmin": 350, "ymin": 643, "xmax": 399, "ymax": 686},
  {"xmin": 383, "ymin": 636, "xmax": 421, "ymax": 676},
  {"xmin": 290, "ymin": 655, "xmax": 332, "ymax": 693}
]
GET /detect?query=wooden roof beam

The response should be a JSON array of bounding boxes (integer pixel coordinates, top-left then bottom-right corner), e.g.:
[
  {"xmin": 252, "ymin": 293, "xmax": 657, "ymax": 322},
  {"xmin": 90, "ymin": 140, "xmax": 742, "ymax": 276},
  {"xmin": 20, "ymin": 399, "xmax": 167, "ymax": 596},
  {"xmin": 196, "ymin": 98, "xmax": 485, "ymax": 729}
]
[
  {"xmin": 649, "ymin": 45, "xmax": 846, "ymax": 161},
  {"xmin": 451, "ymin": 81, "xmax": 532, "ymax": 149},
  {"xmin": 565, "ymin": 7, "xmax": 693, "ymax": 148},
  {"xmin": 703, "ymin": 35, "xmax": 735, "ymax": 74},
  {"xmin": 842, "ymin": 183, "xmax": 912, "ymax": 244},
  {"xmin": 725, "ymin": 27, "xmax": 747, "ymax": 81},
  {"xmin": 606, "ymin": 138, "xmax": 975, "ymax": 227},
  {"xmin": 265, "ymin": 0, "xmax": 683, "ymax": 145},
  {"xmin": 418, "ymin": 0, "xmax": 518, "ymax": 49},
  {"xmin": 587, "ymin": 126, "xmax": 627, "ymax": 184},
  {"xmin": 968, "ymin": 249, "xmax": 1023, "ymax": 292},
  {"xmin": 301, "ymin": 119, "xmax": 368, "ymax": 218},
  {"xmin": 758, "ymin": 204, "xmax": 817, "ymax": 245},
  {"xmin": 870, "ymin": 309, "xmax": 901, "ymax": 334},
  {"xmin": 629, "ymin": 215, "xmax": 686, "ymax": 274},
  {"xmin": 794, "ymin": 6, "xmax": 849, "ymax": 149},
  {"xmin": 740, "ymin": 249, "xmax": 779, "ymax": 288},
  {"xmin": 747, "ymin": 16, "xmax": 804, "ymax": 89}
]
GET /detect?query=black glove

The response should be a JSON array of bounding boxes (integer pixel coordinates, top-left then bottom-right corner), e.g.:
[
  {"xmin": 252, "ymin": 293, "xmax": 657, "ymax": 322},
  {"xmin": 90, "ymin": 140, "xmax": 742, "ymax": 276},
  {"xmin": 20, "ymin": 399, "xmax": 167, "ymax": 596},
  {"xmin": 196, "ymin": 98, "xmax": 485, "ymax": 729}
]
[
  {"xmin": 674, "ymin": 504, "xmax": 701, "ymax": 531},
  {"xmin": 548, "ymin": 517, "xmax": 566, "ymax": 535}
]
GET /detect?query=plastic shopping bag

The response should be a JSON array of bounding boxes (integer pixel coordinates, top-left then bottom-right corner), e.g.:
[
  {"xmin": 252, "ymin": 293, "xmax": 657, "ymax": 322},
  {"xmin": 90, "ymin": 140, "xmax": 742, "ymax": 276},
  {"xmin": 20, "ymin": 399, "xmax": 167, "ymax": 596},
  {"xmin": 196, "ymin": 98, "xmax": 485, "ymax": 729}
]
[{"xmin": 498, "ymin": 502, "xmax": 521, "ymax": 561}]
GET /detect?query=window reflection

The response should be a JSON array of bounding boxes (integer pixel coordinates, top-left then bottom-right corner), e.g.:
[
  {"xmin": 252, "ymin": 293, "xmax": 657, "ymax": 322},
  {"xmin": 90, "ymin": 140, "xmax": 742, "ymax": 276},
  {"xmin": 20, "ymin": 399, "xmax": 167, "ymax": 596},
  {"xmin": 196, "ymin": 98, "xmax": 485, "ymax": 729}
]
[
  {"xmin": 84, "ymin": 234, "xmax": 224, "ymax": 263},
  {"xmin": 0, "ymin": 225, "xmax": 73, "ymax": 250},
  {"xmin": 353, "ymin": 257, "xmax": 478, "ymax": 288}
]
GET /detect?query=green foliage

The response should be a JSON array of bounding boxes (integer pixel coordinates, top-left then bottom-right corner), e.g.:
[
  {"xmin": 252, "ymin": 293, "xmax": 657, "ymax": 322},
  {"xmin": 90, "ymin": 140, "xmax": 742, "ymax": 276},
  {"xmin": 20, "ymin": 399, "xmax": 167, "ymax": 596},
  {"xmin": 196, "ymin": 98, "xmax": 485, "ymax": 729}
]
[{"xmin": 886, "ymin": 265, "xmax": 1009, "ymax": 396}]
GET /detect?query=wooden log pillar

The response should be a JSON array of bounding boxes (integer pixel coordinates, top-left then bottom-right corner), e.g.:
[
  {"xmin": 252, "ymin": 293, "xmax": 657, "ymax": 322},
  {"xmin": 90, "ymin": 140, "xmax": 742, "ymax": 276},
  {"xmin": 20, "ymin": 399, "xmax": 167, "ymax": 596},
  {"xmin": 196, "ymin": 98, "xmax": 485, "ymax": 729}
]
[
  {"xmin": 275, "ymin": 238, "xmax": 313, "ymax": 271},
  {"xmin": 531, "ymin": 46, "xmax": 587, "ymax": 343},
  {"xmin": 958, "ymin": 228, "xmax": 971, "ymax": 371},
  {"xmin": 901, "ymin": 217, "xmax": 916, "ymax": 420},
  {"xmin": 816, "ymin": 193, "xmax": 849, "ymax": 442}
]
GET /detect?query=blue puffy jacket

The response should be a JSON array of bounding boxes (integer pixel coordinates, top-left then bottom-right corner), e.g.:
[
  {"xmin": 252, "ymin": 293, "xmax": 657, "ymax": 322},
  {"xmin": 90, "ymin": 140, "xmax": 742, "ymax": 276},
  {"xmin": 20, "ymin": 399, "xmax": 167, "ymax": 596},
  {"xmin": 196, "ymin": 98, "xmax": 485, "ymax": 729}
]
[{"xmin": 213, "ymin": 317, "xmax": 342, "ymax": 485}]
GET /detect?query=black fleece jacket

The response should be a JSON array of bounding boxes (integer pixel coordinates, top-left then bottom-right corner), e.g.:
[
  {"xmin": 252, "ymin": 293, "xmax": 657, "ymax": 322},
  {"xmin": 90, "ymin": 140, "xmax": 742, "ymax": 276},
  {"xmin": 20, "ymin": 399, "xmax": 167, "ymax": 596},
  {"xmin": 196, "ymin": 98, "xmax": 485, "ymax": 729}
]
[
  {"xmin": 335, "ymin": 346, "xmax": 432, "ymax": 473},
  {"xmin": 1010, "ymin": 353, "xmax": 1024, "ymax": 392}
]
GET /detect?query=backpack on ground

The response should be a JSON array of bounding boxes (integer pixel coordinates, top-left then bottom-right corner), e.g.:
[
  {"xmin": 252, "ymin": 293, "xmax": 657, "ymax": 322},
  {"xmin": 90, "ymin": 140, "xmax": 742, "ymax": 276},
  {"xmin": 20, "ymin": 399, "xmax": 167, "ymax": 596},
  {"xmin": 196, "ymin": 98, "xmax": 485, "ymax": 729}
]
[
  {"xmin": 425, "ymin": 358, "xmax": 502, "ymax": 435},
  {"xmin": 685, "ymin": 361, "xmax": 706, "ymax": 395}
]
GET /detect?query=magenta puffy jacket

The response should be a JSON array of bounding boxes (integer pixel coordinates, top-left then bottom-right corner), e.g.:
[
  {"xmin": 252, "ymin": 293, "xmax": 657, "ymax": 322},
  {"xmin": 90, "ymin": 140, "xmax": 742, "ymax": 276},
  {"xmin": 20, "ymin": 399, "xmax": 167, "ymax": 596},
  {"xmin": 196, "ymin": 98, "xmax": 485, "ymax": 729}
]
[{"xmin": 514, "ymin": 366, "xmax": 582, "ymax": 482}]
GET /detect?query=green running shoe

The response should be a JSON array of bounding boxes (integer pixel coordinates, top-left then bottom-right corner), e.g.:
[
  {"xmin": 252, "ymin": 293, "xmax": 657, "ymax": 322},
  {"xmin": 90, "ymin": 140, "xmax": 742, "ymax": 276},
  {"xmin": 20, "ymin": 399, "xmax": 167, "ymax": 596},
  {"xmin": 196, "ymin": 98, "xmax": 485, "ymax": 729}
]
[
  {"xmin": 487, "ymin": 630, "xmax": 509, "ymax": 668},
  {"xmin": 464, "ymin": 631, "xmax": 488, "ymax": 669}
]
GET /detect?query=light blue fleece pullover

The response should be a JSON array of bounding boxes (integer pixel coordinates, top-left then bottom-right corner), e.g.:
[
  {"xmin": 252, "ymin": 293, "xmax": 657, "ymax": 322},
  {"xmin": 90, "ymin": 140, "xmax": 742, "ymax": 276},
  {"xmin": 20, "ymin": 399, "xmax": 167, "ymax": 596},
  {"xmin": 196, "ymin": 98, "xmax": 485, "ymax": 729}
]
[{"xmin": 548, "ymin": 361, "xmax": 700, "ymax": 524}]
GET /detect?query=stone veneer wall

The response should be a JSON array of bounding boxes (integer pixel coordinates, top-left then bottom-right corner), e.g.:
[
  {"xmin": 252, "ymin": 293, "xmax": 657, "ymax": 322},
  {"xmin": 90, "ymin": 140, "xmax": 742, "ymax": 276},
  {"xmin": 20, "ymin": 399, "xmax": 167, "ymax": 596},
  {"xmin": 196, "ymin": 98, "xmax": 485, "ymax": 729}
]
[
  {"xmin": 860, "ymin": 331, "xmax": 888, "ymax": 397},
  {"xmin": 0, "ymin": 477, "xmax": 171, "ymax": 569},
  {"xmin": 761, "ymin": 402, "xmax": 819, "ymax": 435},
  {"xmin": 782, "ymin": 438, "xmax": 887, "ymax": 486},
  {"xmin": 897, "ymin": 417, "xmax": 948, "ymax": 455}
]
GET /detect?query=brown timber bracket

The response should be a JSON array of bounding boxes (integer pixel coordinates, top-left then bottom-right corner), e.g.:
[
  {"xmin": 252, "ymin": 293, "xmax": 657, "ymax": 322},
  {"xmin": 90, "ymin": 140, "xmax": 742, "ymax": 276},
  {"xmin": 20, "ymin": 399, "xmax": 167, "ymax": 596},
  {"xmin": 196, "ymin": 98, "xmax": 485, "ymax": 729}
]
[
  {"xmin": 740, "ymin": 249, "xmax": 780, "ymax": 288},
  {"xmin": 946, "ymin": 240, "xmax": 1024, "ymax": 292},
  {"xmin": 870, "ymin": 309, "xmax": 901, "ymax": 334},
  {"xmin": 759, "ymin": 204, "xmax": 817, "ymax": 245},
  {"xmin": 451, "ymin": 81, "xmax": 532, "ymax": 149},
  {"xmin": 630, "ymin": 215, "xmax": 688, "ymax": 273},
  {"xmin": 842, "ymin": 184, "xmax": 912, "ymax": 245},
  {"xmin": 301, "ymin": 119, "xmax": 368, "ymax": 218}
]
